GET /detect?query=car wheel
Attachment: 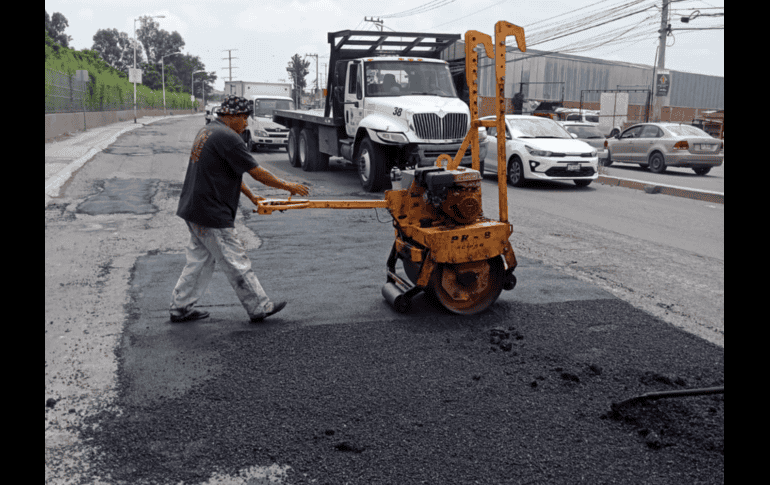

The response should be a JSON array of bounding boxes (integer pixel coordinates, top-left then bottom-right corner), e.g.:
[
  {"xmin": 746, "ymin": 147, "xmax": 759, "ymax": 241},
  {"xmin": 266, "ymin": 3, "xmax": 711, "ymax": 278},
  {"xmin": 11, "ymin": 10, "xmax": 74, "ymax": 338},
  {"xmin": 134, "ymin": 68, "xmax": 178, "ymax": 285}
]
[
  {"xmin": 507, "ymin": 156, "xmax": 526, "ymax": 187},
  {"xmin": 648, "ymin": 152, "xmax": 666, "ymax": 173},
  {"xmin": 246, "ymin": 134, "xmax": 255, "ymax": 152},
  {"xmin": 693, "ymin": 167, "xmax": 711, "ymax": 175}
]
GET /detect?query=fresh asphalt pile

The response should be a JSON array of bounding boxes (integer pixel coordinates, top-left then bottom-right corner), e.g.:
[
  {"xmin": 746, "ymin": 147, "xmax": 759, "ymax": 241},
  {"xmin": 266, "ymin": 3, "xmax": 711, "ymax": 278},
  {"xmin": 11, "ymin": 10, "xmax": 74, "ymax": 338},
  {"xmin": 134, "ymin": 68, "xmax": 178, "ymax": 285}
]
[
  {"xmin": 78, "ymin": 201, "xmax": 723, "ymax": 485},
  {"xmin": 81, "ymin": 302, "xmax": 723, "ymax": 483}
]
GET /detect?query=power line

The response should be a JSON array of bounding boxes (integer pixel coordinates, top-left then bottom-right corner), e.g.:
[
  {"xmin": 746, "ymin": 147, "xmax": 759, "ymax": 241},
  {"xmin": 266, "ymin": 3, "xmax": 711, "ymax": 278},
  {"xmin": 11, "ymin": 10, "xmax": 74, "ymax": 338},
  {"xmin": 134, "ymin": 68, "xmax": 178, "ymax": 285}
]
[{"xmin": 379, "ymin": 0, "xmax": 459, "ymax": 19}]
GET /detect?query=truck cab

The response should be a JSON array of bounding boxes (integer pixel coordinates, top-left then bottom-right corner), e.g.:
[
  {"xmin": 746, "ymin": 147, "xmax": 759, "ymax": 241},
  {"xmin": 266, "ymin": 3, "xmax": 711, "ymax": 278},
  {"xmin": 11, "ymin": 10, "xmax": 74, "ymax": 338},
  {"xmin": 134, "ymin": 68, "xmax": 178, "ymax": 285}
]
[
  {"xmin": 331, "ymin": 57, "xmax": 486, "ymax": 189},
  {"xmin": 244, "ymin": 95, "xmax": 295, "ymax": 152}
]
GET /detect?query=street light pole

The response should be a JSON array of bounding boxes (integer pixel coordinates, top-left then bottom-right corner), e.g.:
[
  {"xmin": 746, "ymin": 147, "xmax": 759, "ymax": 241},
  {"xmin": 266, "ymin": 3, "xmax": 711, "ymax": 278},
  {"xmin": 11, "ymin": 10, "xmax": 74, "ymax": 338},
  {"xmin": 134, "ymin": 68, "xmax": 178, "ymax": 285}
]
[
  {"xmin": 133, "ymin": 15, "xmax": 165, "ymax": 123},
  {"xmin": 162, "ymin": 52, "xmax": 182, "ymax": 116},
  {"xmin": 192, "ymin": 70, "xmax": 205, "ymax": 112}
]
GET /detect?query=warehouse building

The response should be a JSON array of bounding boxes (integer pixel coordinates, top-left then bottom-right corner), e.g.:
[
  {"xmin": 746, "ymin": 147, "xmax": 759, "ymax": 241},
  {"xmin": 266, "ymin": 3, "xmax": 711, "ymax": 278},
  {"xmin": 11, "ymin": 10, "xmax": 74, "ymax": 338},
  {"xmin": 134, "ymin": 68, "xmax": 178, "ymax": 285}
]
[{"xmin": 442, "ymin": 41, "xmax": 724, "ymax": 128}]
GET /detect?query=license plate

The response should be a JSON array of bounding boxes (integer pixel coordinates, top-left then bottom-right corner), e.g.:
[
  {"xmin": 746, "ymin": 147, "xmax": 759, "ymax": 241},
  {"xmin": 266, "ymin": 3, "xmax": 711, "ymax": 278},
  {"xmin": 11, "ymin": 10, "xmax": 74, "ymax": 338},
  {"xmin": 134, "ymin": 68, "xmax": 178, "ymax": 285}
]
[{"xmin": 567, "ymin": 163, "xmax": 580, "ymax": 171}]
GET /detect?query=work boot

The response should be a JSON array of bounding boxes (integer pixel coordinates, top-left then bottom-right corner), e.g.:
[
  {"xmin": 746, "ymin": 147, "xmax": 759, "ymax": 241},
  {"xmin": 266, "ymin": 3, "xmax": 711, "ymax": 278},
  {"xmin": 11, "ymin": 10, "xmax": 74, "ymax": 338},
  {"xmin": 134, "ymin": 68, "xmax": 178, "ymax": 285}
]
[
  {"xmin": 250, "ymin": 301, "xmax": 287, "ymax": 323},
  {"xmin": 170, "ymin": 309, "xmax": 210, "ymax": 323}
]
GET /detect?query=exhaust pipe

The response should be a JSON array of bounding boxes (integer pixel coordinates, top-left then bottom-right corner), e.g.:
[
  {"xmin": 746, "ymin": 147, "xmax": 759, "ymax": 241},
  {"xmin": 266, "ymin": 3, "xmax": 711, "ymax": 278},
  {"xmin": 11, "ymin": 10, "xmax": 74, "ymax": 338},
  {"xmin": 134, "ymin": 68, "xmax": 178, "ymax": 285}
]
[{"xmin": 382, "ymin": 282, "xmax": 411, "ymax": 313}]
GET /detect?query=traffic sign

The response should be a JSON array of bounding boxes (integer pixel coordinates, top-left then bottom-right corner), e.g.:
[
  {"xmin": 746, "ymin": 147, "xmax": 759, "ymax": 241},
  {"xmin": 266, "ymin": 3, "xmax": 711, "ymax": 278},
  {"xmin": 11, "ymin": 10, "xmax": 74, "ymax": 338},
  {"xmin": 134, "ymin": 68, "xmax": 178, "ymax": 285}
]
[
  {"xmin": 129, "ymin": 68, "xmax": 143, "ymax": 84},
  {"xmin": 655, "ymin": 71, "xmax": 670, "ymax": 97}
]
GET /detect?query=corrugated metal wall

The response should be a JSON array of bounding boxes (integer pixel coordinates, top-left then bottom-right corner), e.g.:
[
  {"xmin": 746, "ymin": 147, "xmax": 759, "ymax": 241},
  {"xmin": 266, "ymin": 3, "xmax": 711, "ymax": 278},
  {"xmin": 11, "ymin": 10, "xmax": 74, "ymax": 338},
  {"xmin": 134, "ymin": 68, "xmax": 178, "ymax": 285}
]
[{"xmin": 459, "ymin": 45, "xmax": 723, "ymax": 110}]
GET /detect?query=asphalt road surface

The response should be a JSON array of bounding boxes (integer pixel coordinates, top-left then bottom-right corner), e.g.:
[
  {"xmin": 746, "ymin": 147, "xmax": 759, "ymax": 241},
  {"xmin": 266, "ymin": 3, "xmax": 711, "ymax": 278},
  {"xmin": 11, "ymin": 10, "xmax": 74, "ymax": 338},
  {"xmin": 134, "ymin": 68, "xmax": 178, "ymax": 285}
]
[{"xmin": 45, "ymin": 115, "xmax": 723, "ymax": 484}]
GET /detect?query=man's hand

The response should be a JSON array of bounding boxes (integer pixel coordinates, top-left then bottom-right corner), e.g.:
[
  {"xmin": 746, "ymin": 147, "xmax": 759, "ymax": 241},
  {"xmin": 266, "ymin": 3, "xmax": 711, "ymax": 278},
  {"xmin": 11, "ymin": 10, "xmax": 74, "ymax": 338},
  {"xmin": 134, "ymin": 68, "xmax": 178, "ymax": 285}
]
[
  {"xmin": 284, "ymin": 181, "xmax": 309, "ymax": 197},
  {"xmin": 247, "ymin": 166, "xmax": 310, "ymax": 197}
]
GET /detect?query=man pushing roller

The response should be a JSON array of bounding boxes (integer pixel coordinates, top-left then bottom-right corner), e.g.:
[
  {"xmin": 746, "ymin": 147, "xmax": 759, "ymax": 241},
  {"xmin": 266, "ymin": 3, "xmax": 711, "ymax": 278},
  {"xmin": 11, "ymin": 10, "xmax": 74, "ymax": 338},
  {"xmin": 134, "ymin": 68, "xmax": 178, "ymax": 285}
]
[{"xmin": 170, "ymin": 95, "xmax": 309, "ymax": 323}]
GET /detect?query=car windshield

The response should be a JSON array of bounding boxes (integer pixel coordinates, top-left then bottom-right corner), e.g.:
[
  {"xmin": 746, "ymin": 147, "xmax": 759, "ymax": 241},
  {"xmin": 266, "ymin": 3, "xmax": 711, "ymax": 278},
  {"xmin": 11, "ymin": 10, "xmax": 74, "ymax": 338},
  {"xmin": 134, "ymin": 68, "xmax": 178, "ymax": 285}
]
[
  {"xmin": 253, "ymin": 98, "xmax": 295, "ymax": 117},
  {"xmin": 509, "ymin": 118, "xmax": 572, "ymax": 139},
  {"xmin": 565, "ymin": 125, "xmax": 603, "ymax": 139},
  {"xmin": 665, "ymin": 125, "xmax": 710, "ymax": 137},
  {"xmin": 365, "ymin": 61, "xmax": 457, "ymax": 97}
]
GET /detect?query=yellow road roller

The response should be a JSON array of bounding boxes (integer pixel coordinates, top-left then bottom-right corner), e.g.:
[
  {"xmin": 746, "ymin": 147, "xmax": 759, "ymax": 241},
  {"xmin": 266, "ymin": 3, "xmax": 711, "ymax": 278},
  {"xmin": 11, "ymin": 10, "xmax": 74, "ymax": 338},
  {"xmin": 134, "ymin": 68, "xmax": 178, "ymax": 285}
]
[{"xmin": 254, "ymin": 21, "xmax": 526, "ymax": 315}]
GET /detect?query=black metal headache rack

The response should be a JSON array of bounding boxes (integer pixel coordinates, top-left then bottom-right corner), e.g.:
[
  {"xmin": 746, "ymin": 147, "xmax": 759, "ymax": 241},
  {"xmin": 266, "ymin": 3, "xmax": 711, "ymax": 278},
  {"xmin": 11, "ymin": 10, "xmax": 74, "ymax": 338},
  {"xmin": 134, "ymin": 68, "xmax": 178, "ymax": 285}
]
[{"xmin": 323, "ymin": 30, "xmax": 461, "ymax": 116}]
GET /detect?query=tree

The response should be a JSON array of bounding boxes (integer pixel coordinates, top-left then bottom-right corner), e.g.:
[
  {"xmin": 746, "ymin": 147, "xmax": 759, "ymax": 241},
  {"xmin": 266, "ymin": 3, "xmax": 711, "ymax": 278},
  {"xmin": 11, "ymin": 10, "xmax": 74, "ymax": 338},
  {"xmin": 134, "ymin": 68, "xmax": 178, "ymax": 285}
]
[
  {"xmin": 45, "ymin": 10, "xmax": 72, "ymax": 47},
  {"xmin": 168, "ymin": 54, "xmax": 214, "ymax": 96},
  {"xmin": 136, "ymin": 16, "xmax": 185, "ymax": 65},
  {"xmin": 286, "ymin": 54, "xmax": 310, "ymax": 106},
  {"xmin": 92, "ymin": 28, "xmax": 142, "ymax": 75}
]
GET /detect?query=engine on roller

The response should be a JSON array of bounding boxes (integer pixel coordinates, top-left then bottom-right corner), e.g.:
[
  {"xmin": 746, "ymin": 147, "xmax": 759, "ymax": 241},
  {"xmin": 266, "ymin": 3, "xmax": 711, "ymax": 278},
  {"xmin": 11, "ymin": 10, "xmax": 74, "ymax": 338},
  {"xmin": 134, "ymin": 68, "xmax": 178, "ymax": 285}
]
[{"xmin": 396, "ymin": 166, "xmax": 484, "ymax": 225}]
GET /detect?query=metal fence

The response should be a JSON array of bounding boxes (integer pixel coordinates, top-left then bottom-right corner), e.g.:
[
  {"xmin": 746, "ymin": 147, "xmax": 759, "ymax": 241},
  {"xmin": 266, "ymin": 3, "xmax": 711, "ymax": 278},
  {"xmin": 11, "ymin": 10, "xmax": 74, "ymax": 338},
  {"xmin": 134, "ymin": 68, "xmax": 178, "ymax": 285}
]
[{"xmin": 45, "ymin": 68, "xmax": 192, "ymax": 114}]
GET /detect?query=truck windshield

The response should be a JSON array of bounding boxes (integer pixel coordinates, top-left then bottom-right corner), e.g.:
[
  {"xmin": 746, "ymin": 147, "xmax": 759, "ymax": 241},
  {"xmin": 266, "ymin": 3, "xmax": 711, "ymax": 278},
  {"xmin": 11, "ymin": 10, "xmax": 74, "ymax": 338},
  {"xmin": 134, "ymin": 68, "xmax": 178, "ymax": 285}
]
[
  {"xmin": 364, "ymin": 61, "xmax": 457, "ymax": 98},
  {"xmin": 253, "ymin": 99, "xmax": 295, "ymax": 117}
]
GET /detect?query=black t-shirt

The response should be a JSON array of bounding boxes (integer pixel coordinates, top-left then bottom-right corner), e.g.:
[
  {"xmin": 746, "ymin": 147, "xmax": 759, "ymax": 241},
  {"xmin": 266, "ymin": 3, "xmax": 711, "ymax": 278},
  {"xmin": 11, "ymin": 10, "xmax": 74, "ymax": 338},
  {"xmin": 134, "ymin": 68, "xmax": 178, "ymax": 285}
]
[{"xmin": 177, "ymin": 118, "xmax": 258, "ymax": 228}]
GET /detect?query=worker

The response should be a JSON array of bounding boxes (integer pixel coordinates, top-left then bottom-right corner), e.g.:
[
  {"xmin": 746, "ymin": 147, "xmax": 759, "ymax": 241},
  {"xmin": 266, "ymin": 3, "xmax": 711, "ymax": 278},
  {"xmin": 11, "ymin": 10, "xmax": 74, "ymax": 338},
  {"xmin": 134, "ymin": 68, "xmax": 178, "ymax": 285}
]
[{"xmin": 170, "ymin": 95, "xmax": 309, "ymax": 323}]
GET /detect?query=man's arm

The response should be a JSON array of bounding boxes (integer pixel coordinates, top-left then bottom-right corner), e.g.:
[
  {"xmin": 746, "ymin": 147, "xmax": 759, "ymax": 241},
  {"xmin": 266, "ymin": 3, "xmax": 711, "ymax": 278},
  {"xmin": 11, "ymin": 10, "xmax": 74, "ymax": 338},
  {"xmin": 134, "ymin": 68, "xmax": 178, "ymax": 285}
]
[
  {"xmin": 245, "ymin": 166, "xmax": 310, "ymax": 196},
  {"xmin": 240, "ymin": 182, "xmax": 264, "ymax": 206}
]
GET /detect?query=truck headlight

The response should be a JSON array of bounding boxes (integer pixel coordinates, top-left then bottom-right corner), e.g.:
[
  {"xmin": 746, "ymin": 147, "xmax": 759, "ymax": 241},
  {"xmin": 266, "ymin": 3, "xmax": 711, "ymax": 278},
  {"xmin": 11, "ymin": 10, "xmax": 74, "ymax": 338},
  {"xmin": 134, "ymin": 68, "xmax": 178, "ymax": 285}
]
[
  {"xmin": 377, "ymin": 131, "xmax": 409, "ymax": 144},
  {"xmin": 257, "ymin": 130, "xmax": 269, "ymax": 137}
]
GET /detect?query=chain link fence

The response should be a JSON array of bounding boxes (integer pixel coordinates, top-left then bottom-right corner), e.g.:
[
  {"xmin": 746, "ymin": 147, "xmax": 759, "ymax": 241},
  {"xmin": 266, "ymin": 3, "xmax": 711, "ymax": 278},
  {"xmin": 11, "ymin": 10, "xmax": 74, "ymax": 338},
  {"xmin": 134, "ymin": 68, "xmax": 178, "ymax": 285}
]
[{"xmin": 45, "ymin": 68, "xmax": 194, "ymax": 114}]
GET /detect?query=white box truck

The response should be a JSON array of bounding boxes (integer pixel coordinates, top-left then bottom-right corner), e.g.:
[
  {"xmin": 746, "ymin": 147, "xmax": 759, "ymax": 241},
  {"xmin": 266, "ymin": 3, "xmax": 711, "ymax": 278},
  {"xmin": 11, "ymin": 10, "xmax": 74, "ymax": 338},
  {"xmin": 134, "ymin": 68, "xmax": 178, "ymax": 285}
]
[{"xmin": 226, "ymin": 82, "xmax": 295, "ymax": 152}]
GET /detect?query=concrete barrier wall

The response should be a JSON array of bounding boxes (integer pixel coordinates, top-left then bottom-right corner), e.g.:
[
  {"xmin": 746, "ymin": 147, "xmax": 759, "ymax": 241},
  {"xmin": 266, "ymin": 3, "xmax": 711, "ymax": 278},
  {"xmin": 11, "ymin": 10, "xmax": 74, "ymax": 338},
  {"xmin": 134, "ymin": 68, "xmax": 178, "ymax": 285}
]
[{"xmin": 45, "ymin": 108, "xmax": 198, "ymax": 141}]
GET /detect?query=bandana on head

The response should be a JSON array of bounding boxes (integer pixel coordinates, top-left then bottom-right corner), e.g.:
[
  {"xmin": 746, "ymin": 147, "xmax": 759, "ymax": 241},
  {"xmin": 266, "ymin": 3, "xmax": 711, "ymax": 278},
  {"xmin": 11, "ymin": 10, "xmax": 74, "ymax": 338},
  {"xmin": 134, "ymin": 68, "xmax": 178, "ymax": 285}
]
[{"xmin": 219, "ymin": 95, "xmax": 252, "ymax": 116}]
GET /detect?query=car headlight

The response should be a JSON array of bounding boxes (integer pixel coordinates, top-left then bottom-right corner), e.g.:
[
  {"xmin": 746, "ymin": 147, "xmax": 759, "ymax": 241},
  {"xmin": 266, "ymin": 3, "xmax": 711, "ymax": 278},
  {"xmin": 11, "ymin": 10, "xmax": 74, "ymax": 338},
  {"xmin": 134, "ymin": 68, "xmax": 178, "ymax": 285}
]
[
  {"xmin": 257, "ymin": 130, "xmax": 269, "ymax": 137},
  {"xmin": 526, "ymin": 146, "xmax": 564, "ymax": 157},
  {"xmin": 377, "ymin": 131, "xmax": 409, "ymax": 144}
]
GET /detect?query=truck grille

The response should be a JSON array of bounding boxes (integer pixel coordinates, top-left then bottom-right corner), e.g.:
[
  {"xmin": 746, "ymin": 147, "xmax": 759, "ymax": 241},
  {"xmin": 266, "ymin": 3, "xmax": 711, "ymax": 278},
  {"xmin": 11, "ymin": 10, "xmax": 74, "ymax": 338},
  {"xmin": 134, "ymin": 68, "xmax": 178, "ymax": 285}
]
[{"xmin": 412, "ymin": 113, "xmax": 468, "ymax": 140}]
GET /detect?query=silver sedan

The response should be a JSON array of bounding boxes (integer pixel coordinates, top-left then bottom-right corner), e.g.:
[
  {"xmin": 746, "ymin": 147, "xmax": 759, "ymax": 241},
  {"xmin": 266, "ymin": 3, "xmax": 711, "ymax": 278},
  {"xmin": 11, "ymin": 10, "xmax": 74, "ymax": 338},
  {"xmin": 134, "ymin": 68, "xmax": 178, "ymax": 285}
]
[{"xmin": 607, "ymin": 123, "xmax": 724, "ymax": 175}]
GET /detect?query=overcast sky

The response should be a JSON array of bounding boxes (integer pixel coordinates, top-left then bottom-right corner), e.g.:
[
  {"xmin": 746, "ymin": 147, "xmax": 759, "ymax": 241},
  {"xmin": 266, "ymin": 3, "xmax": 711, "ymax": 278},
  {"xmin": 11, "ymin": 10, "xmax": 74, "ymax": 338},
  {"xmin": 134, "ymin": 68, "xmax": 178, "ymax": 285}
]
[{"xmin": 45, "ymin": 0, "xmax": 724, "ymax": 91}]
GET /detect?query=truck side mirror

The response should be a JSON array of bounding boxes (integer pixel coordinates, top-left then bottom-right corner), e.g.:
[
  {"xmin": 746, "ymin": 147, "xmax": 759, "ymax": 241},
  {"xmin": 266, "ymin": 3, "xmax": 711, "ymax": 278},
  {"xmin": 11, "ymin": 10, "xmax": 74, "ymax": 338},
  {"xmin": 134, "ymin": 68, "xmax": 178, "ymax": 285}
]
[
  {"xmin": 356, "ymin": 83, "xmax": 362, "ymax": 100},
  {"xmin": 334, "ymin": 86, "xmax": 343, "ymax": 102}
]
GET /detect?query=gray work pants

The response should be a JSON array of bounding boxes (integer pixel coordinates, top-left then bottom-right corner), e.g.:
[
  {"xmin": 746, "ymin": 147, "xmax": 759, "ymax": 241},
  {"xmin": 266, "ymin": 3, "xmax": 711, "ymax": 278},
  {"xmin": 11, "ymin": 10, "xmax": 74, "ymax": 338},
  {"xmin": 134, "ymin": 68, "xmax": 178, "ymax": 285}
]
[{"xmin": 170, "ymin": 221, "xmax": 270, "ymax": 320}]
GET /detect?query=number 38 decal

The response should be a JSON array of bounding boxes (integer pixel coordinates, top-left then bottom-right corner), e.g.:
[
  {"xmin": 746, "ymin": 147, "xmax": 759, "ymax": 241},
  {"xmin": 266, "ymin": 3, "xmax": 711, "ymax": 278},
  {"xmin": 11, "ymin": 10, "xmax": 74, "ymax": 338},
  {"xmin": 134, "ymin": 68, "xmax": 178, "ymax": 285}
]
[{"xmin": 392, "ymin": 107, "xmax": 402, "ymax": 116}]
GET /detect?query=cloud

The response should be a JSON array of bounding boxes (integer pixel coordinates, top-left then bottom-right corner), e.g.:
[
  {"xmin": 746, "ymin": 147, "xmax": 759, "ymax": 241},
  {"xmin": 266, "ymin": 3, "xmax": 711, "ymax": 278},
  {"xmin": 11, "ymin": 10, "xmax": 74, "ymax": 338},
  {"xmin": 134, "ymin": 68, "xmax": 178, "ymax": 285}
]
[
  {"xmin": 78, "ymin": 8, "xmax": 94, "ymax": 22},
  {"xmin": 237, "ymin": 1, "xmax": 346, "ymax": 33}
]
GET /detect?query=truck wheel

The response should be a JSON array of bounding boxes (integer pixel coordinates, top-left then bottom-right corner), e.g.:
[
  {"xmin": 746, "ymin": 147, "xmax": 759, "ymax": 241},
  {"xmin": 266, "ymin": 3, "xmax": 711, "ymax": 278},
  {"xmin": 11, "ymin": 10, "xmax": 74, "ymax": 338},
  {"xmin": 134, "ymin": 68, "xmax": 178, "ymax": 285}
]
[
  {"xmin": 299, "ymin": 128, "xmax": 329, "ymax": 172},
  {"xmin": 356, "ymin": 137, "xmax": 389, "ymax": 192},
  {"xmin": 287, "ymin": 127, "xmax": 301, "ymax": 167}
]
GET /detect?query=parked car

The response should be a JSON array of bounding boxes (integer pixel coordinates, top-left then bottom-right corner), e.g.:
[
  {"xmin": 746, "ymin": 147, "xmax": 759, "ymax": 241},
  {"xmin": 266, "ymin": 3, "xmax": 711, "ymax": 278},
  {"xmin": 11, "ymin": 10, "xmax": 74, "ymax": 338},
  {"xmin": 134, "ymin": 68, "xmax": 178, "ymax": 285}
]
[
  {"xmin": 559, "ymin": 122, "xmax": 609, "ymax": 165},
  {"xmin": 204, "ymin": 105, "xmax": 221, "ymax": 125},
  {"xmin": 481, "ymin": 115, "xmax": 599, "ymax": 187},
  {"xmin": 606, "ymin": 123, "xmax": 724, "ymax": 175}
]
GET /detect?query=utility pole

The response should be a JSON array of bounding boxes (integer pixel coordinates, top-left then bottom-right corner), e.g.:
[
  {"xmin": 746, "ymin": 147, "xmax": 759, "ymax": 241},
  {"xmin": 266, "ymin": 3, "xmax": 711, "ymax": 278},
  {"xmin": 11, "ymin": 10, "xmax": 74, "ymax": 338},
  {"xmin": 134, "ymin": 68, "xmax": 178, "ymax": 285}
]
[
  {"xmin": 365, "ymin": 17, "xmax": 383, "ymax": 31},
  {"xmin": 222, "ymin": 49, "xmax": 239, "ymax": 82},
  {"xmin": 305, "ymin": 53, "xmax": 319, "ymax": 99},
  {"xmin": 652, "ymin": 0, "xmax": 671, "ymax": 122}
]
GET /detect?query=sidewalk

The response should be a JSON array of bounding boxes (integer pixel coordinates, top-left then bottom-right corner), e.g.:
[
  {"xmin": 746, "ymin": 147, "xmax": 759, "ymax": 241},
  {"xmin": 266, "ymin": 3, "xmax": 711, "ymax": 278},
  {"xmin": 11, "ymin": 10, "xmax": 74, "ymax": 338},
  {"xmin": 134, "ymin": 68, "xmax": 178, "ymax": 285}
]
[{"xmin": 45, "ymin": 113, "xmax": 200, "ymax": 207}]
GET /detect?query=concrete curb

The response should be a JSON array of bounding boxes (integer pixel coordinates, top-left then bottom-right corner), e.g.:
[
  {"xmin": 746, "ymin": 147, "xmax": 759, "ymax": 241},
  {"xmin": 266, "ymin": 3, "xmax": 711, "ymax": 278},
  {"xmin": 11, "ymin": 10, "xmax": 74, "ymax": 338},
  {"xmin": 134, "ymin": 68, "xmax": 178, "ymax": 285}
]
[
  {"xmin": 597, "ymin": 174, "xmax": 724, "ymax": 204},
  {"xmin": 45, "ymin": 114, "xmax": 198, "ymax": 207}
]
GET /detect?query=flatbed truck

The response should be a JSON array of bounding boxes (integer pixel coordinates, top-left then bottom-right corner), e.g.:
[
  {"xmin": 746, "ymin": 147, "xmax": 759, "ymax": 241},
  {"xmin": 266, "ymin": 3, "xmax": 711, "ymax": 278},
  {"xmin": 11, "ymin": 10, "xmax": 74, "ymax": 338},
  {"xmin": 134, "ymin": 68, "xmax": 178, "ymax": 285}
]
[{"xmin": 273, "ymin": 30, "xmax": 487, "ymax": 192}]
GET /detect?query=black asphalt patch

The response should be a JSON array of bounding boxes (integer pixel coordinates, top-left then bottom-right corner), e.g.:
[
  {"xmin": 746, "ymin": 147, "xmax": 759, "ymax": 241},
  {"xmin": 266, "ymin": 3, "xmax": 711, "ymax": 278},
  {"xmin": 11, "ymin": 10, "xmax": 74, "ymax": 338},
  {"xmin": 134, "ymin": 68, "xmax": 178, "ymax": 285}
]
[
  {"xmin": 80, "ymin": 207, "xmax": 723, "ymax": 484},
  {"xmin": 76, "ymin": 178, "xmax": 159, "ymax": 215}
]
